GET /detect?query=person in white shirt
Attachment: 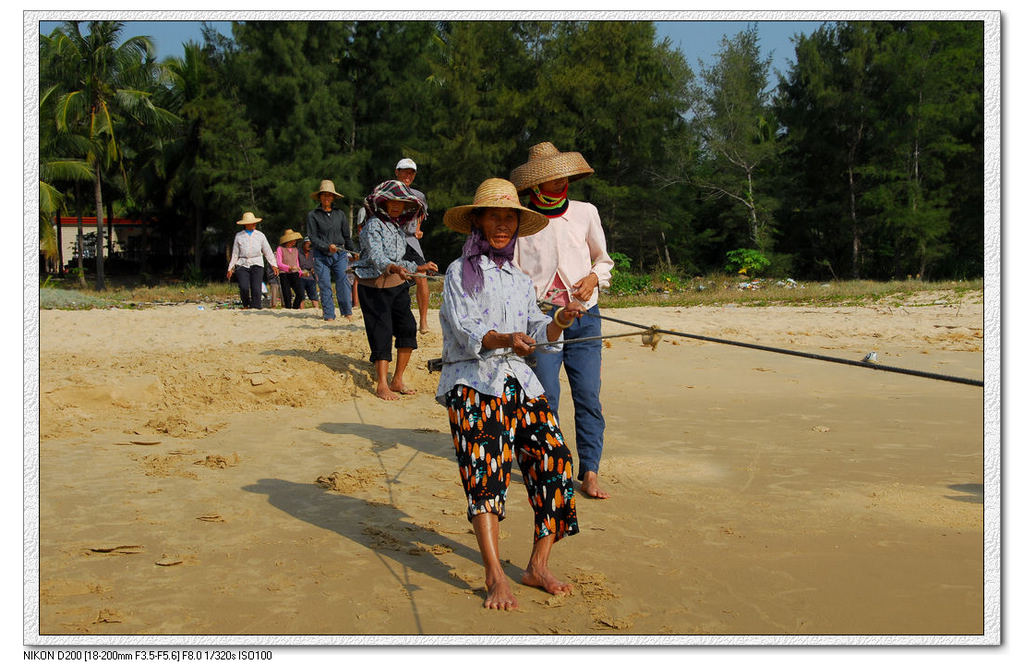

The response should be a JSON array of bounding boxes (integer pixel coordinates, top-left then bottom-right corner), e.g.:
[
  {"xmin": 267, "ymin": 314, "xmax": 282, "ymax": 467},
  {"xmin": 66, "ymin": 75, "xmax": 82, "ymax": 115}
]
[
  {"xmin": 226, "ymin": 211, "xmax": 279, "ymax": 310},
  {"xmin": 511, "ymin": 142, "xmax": 615, "ymax": 499}
]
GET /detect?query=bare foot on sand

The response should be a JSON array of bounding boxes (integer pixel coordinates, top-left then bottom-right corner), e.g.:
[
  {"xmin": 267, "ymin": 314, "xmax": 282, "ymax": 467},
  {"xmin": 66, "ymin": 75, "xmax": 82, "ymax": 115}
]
[
  {"xmin": 388, "ymin": 381, "xmax": 416, "ymax": 395},
  {"xmin": 420, "ymin": 324, "xmax": 429, "ymax": 334},
  {"xmin": 375, "ymin": 384, "xmax": 400, "ymax": 401},
  {"xmin": 581, "ymin": 471, "xmax": 610, "ymax": 499},
  {"xmin": 483, "ymin": 574, "xmax": 518, "ymax": 610},
  {"xmin": 521, "ymin": 565, "xmax": 573, "ymax": 597}
]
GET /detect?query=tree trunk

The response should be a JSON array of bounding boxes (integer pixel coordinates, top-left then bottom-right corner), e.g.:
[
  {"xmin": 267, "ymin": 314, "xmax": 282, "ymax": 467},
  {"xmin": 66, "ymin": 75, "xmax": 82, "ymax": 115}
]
[
  {"xmin": 106, "ymin": 197, "xmax": 114, "ymax": 257},
  {"xmin": 746, "ymin": 169, "xmax": 761, "ymax": 250},
  {"xmin": 75, "ymin": 182, "xmax": 85, "ymax": 287},
  {"xmin": 193, "ymin": 205, "xmax": 203, "ymax": 272},
  {"xmin": 848, "ymin": 166, "xmax": 860, "ymax": 280},
  {"xmin": 55, "ymin": 213, "xmax": 64, "ymax": 275},
  {"xmin": 93, "ymin": 163, "xmax": 106, "ymax": 290}
]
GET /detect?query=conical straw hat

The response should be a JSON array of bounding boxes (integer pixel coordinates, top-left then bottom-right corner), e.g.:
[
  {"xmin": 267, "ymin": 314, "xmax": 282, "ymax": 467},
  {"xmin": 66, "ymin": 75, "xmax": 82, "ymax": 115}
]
[
  {"xmin": 310, "ymin": 179, "xmax": 344, "ymax": 200},
  {"xmin": 509, "ymin": 141, "xmax": 594, "ymax": 192},
  {"xmin": 443, "ymin": 178, "xmax": 548, "ymax": 237},
  {"xmin": 279, "ymin": 229, "xmax": 303, "ymax": 244}
]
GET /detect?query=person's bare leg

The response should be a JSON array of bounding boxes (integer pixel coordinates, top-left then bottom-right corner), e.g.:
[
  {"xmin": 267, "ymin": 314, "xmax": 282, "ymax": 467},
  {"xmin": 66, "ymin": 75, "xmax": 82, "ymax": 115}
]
[
  {"xmin": 521, "ymin": 534, "xmax": 572, "ymax": 596},
  {"xmin": 472, "ymin": 513, "xmax": 517, "ymax": 610},
  {"xmin": 388, "ymin": 347, "xmax": 416, "ymax": 394},
  {"xmin": 374, "ymin": 360, "xmax": 398, "ymax": 400},
  {"xmin": 416, "ymin": 277, "xmax": 429, "ymax": 333},
  {"xmin": 580, "ymin": 470, "xmax": 610, "ymax": 499}
]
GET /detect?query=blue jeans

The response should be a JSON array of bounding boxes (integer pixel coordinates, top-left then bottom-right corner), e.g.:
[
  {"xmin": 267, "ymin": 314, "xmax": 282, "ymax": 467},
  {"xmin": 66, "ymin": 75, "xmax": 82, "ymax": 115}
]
[
  {"xmin": 531, "ymin": 304, "xmax": 605, "ymax": 480},
  {"xmin": 313, "ymin": 250, "xmax": 352, "ymax": 319}
]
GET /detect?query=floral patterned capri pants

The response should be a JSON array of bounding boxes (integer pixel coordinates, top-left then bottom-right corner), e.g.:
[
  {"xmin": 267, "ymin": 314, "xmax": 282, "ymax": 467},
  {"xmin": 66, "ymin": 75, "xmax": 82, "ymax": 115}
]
[{"xmin": 445, "ymin": 377, "xmax": 579, "ymax": 543}]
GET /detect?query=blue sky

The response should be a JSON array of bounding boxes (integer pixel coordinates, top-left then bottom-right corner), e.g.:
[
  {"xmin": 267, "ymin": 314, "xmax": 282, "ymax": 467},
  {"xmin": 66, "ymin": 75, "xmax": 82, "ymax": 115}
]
[{"xmin": 37, "ymin": 19, "xmax": 826, "ymax": 81}]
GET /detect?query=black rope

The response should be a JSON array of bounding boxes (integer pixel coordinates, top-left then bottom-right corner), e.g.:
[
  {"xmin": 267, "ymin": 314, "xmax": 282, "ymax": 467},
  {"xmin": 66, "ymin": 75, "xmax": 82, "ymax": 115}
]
[{"xmin": 537, "ymin": 300, "xmax": 983, "ymax": 388}]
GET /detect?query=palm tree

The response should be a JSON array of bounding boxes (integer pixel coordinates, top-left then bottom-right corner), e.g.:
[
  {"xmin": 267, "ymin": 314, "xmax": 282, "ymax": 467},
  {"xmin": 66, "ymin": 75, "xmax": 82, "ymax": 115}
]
[
  {"xmin": 43, "ymin": 21, "xmax": 176, "ymax": 289},
  {"xmin": 38, "ymin": 39, "xmax": 93, "ymax": 279}
]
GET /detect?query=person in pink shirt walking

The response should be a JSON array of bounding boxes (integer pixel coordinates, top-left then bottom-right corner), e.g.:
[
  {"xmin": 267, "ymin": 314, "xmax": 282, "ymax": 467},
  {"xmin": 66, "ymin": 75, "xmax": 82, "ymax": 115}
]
[
  {"xmin": 275, "ymin": 229, "xmax": 305, "ymax": 309},
  {"xmin": 511, "ymin": 142, "xmax": 615, "ymax": 499}
]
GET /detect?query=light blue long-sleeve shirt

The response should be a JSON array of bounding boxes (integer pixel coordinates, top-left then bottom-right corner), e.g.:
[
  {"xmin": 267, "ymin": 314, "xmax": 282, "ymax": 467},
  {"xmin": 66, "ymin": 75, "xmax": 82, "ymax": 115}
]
[
  {"xmin": 435, "ymin": 255, "xmax": 558, "ymax": 406},
  {"xmin": 351, "ymin": 216, "xmax": 417, "ymax": 279}
]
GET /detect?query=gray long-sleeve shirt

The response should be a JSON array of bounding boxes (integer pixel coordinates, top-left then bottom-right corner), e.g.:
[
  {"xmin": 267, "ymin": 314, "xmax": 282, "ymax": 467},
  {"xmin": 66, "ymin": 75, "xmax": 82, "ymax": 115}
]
[{"xmin": 306, "ymin": 206, "xmax": 355, "ymax": 255}]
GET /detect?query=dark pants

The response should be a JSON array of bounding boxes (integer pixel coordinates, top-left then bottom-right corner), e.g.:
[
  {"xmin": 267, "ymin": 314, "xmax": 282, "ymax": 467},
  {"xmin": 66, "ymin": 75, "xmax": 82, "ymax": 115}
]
[
  {"xmin": 445, "ymin": 378, "xmax": 578, "ymax": 543},
  {"xmin": 280, "ymin": 272, "xmax": 303, "ymax": 309},
  {"xmin": 235, "ymin": 265, "xmax": 265, "ymax": 309},
  {"xmin": 357, "ymin": 283, "xmax": 417, "ymax": 363}
]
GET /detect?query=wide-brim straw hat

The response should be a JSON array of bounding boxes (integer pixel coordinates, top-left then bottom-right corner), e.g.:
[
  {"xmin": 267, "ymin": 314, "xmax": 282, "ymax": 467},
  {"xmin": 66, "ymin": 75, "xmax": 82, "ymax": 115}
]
[
  {"xmin": 236, "ymin": 211, "xmax": 262, "ymax": 225},
  {"xmin": 311, "ymin": 179, "xmax": 344, "ymax": 200},
  {"xmin": 443, "ymin": 178, "xmax": 549, "ymax": 237},
  {"xmin": 279, "ymin": 229, "xmax": 303, "ymax": 244},
  {"xmin": 509, "ymin": 141, "xmax": 594, "ymax": 192}
]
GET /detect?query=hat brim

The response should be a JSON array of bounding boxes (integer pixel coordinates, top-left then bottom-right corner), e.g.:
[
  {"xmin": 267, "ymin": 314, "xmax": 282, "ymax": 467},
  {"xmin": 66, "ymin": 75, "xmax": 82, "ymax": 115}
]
[
  {"xmin": 279, "ymin": 233, "xmax": 303, "ymax": 244},
  {"xmin": 443, "ymin": 202, "xmax": 548, "ymax": 237},
  {"xmin": 236, "ymin": 217, "xmax": 262, "ymax": 225},
  {"xmin": 311, "ymin": 190, "xmax": 343, "ymax": 200},
  {"xmin": 510, "ymin": 152, "xmax": 594, "ymax": 192}
]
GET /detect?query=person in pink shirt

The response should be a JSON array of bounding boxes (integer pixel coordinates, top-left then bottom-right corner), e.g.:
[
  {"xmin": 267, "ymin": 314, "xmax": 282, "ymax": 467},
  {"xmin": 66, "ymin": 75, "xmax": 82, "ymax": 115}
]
[
  {"xmin": 511, "ymin": 142, "xmax": 615, "ymax": 499},
  {"xmin": 275, "ymin": 229, "xmax": 305, "ymax": 309}
]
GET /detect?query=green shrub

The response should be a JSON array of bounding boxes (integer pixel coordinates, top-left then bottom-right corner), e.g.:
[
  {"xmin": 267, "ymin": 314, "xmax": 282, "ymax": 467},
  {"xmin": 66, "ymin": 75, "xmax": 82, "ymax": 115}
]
[{"xmin": 725, "ymin": 248, "xmax": 771, "ymax": 276}]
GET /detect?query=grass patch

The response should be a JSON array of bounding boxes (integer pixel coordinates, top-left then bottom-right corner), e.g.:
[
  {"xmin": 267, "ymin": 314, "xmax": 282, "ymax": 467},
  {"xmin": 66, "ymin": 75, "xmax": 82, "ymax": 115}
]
[
  {"xmin": 38, "ymin": 275, "xmax": 983, "ymax": 310},
  {"xmin": 600, "ymin": 277, "xmax": 983, "ymax": 309},
  {"xmin": 39, "ymin": 281, "xmax": 239, "ymax": 310}
]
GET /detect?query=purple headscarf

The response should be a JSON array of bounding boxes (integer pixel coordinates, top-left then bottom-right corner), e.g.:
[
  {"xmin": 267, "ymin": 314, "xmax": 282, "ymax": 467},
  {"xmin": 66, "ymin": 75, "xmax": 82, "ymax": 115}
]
[{"xmin": 460, "ymin": 227, "xmax": 518, "ymax": 295}]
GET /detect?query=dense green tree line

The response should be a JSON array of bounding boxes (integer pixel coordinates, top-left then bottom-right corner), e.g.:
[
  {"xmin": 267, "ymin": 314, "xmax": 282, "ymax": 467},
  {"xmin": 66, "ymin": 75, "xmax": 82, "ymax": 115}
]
[{"xmin": 38, "ymin": 19, "xmax": 984, "ymax": 287}]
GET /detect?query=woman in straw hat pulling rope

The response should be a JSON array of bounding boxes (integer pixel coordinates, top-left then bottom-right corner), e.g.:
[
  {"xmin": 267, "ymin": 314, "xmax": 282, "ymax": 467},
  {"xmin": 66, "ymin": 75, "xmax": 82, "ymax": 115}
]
[
  {"xmin": 226, "ymin": 211, "xmax": 280, "ymax": 310},
  {"xmin": 275, "ymin": 229, "xmax": 306, "ymax": 309},
  {"xmin": 437, "ymin": 178, "xmax": 585, "ymax": 610},
  {"xmin": 307, "ymin": 179, "xmax": 357, "ymax": 321},
  {"xmin": 350, "ymin": 180, "xmax": 437, "ymax": 400},
  {"xmin": 511, "ymin": 142, "xmax": 615, "ymax": 499}
]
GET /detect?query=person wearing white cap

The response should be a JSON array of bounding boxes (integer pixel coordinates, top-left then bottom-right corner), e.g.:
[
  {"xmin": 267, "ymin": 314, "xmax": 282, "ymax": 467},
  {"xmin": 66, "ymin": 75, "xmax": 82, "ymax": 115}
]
[
  {"xmin": 394, "ymin": 158, "xmax": 433, "ymax": 334},
  {"xmin": 510, "ymin": 142, "xmax": 615, "ymax": 500},
  {"xmin": 226, "ymin": 211, "xmax": 280, "ymax": 309}
]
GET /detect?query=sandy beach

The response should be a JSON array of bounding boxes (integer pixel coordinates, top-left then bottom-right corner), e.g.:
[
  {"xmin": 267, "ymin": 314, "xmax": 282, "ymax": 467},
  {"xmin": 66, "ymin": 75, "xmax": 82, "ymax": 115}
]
[{"xmin": 32, "ymin": 293, "xmax": 986, "ymax": 639}]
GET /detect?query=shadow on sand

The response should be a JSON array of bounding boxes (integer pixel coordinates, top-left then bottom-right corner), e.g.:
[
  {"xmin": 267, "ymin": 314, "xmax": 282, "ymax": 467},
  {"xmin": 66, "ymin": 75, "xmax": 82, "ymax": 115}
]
[
  {"xmin": 945, "ymin": 483, "xmax": 983, "ymax": 504},
  {"xmin": 241, "ymin": 477, "xmax": 484, "ymax": 632},
  {"xmin": 264, "ymin": 347, "xmax": 375, "ymax": 392}
]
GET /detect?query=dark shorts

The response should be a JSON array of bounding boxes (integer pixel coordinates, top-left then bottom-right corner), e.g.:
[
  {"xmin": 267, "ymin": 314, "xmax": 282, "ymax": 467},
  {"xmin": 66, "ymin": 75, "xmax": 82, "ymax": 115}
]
[{"xmin": 357, "ymin": 282, "xmax": 418, "ymax": 362}]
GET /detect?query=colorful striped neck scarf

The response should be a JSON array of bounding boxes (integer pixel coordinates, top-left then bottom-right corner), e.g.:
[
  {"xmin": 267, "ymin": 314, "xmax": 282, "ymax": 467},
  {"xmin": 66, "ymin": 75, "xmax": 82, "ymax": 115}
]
[{"xmin": 528, "ymin": 183, "xmax": 569, "ymax": 218}]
